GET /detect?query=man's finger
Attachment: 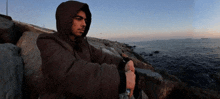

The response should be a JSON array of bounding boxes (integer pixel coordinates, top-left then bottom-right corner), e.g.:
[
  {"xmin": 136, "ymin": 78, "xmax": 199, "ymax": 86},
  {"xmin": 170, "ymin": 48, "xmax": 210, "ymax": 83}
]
[{"xmin": 125, "ymin": 60, "xmax": 135, "ymax": 72}]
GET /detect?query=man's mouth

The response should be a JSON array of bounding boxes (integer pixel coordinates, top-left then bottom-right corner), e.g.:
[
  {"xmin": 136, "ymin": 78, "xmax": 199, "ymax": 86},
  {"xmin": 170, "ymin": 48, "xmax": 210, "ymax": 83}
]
[{"xmin": 79, "ymin": 29, "xmax": 85, "ymax": 33}]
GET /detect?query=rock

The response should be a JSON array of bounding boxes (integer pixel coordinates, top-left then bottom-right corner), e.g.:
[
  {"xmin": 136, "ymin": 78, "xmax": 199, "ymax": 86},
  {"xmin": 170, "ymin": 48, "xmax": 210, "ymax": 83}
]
[
  {"xmin": 210, "ymin": 73, "xmax": 220, "ymax": 84},
  {"xmin": 0, "ymin": 14, "xmax": 12, "ymax": 20},
  {"xmin": 156, "ymin": 70, "xmax": 182, "ymax": 82},
  {"xmin": 137, "ymin": 90, "xmax": 149, "ymax": 99},
  {"xmin": 13, "ymin": 20, "xmax": 55, "ymax": 34},
  {"xmin": 130, "ymin": 57, "xmax": 154, "ymax": 71},
  {"xmin": 137, "ymin": 71, "xmax": 178, "ymax": 99},
  {"xmin": 124, "ymin": 43, "xmax": 135, "ymax": 49},
  {"xmin": 0, "ymin": 15, "xmax": 54, "ymax": 45},
  {"xmin": 140, "ymin": 52, "xmax": 147, "ymax": 56},
  {"xmin": 154, "ymin": 51, "xmax": 159, "ymax": 54},
  {"xmin": 166, "ymin": 83, "xmax": 220, "ymax": 99},
  {"xmin": 103, "ymin": 40, "xmax": 110, "ymax": 46},
  {"xmin": 136, "ymin": 68, "xmax": 220, "ymax": 99},
  {"xmin": 16, "ymin": 31, "xmax": 44, "ymax": 98},
  {"xmin": 0, "ymin": 43, "xmax": 23, "ymax": 99},
  {"xmin": 136, "ymin": 68, "xmax": 163, "ymax": 83},
  {"xmin": 0, "ymin": 16, "xmax": 17, "ymax": 44},
  {"xmin": 106, "ymin": 47, "xmax": 121, "ymax": 57},
  {"xmin": 101, "ymin": 47, "xmax": 121, "ymax": 57}
]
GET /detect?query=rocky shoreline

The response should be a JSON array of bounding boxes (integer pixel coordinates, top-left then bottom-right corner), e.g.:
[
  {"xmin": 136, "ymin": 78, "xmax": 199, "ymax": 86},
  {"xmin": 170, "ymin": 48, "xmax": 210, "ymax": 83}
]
[{"xmin": 0, "ymin": 14, "xmax": 220, "ymax": 99}]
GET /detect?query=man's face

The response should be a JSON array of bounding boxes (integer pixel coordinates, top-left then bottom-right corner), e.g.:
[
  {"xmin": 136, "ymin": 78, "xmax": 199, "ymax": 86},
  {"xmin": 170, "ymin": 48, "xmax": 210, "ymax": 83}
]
[{"xmin": 71, "ymin": 10, "xmax": 87, "ymax": 37}]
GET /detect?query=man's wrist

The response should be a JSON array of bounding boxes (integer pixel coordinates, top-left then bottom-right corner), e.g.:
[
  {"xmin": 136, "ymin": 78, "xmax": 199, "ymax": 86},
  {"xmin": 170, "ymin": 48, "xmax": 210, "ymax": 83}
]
[{"xmin": 125, "ymin": 89, "xmax": 131, "ymax": 96}]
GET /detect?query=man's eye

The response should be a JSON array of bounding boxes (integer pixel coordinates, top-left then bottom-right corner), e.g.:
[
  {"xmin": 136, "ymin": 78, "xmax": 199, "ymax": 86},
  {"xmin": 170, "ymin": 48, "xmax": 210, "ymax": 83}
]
[{"xmin": 75, "ymin": 17, "xmax": 82, "ymax": 20}]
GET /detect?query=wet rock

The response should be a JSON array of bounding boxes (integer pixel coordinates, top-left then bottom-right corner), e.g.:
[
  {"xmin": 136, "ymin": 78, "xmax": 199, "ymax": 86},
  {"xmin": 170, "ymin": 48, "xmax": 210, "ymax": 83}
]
[
  {"xmin": 210, "ymin": 73, "xmax": 220, "ymax": 86},
  {"xmin": 154, "ymin": 51, "xmax": 159, "ymax": 54},
  {"xmin": 166, "ymin": 84, "xmax": 220, "ymax": 99},
  {"xmin": 213, "ymin": 73, "xmax": 220, "ymax": 83},
  {"xmin": 124, "ymin": 43, "xmax": 136, "ymax": 49},
  {"xmin": 16, "ymin": 31, "xmax": 44, "ymax": 97},
  {"xmin": 140, "ymin": 52, "xmax": 147, "ymax": 56},
  {"xmin": 0, "ymin": 16, "xmax": 17, "ymax": 44},
  {"xmin": 0, "ymin": 43, "xmax": 23, "ymax": 99}
]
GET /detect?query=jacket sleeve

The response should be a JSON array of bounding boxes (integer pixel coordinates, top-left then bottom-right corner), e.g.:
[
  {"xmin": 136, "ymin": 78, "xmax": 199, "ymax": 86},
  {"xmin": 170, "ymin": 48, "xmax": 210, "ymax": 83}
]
[
  {"xmin": 88, "ymin": 44, "xmax": 126, "ymax": 70},
  {"xmin": 37, "ymin": 37, "xmax": 121, "ymax": 99}
]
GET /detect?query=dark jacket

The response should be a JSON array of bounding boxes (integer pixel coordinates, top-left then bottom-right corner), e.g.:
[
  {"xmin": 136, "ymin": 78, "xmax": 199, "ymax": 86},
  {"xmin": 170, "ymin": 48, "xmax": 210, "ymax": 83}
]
[{"xmin": 36, "ymin": 1, "xmax": 126, "ymax": 99}]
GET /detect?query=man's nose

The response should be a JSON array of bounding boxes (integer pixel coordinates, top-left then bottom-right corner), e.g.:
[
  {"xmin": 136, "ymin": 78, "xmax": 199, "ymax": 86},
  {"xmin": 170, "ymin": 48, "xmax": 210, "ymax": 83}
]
[{"xmin": 81, "ymin": 20, "xmax": 86, "ymax": 27}]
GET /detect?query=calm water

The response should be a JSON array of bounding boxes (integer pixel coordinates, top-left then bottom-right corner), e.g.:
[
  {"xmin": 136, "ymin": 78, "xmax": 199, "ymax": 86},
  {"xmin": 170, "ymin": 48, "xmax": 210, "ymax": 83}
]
[{"xmin": 128, "ymin": 38, "xmax": 220, "ymax": 91}]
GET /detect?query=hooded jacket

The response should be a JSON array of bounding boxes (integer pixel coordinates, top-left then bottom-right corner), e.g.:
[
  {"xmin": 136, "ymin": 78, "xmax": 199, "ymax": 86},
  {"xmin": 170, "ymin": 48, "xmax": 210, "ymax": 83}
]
[{"xmin": 36, "ymin": 1, "xmax": 126, "ymax": 99}]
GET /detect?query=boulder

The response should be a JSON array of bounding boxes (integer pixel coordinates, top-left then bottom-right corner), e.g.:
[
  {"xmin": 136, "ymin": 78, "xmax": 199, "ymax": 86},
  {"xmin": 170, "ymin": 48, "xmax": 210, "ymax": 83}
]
[
  {"xmin": 0, "ymin": 16, "xmax": 17, "ymax": 44},
  {"xmin": 0, "ymin": 14, "xmax": 54, "ymax": 45},
  {"xmin": 13, "ymin": 20, "xmax": 55, "ymax": 34},
  {"xmin": 136, "ymin": 68, "xmax": 163, "ymax": 83},
  {"xmin": 131, "ymin": 57, "xmax": 154, "ymax": 71},
  {"xmin": 166, "ymin": 83, "xmax": 220, "ymax": 99},
  {"xmin": 137, "ymin": 90, "xmax": 149, "ymax": 99},
  {"xmin": 154, "ymin": 51, "xmax": 159, "ymax": 54},
  {"xmin": 0, "ymin": 43, "xmax": 23, "ymax": 99},
  {"xmin": 101, "ymin": 47, "xmax": 121, "ymax": 57},
  {"xmin": 210, "ymin": 73, "xmax": 220, "ymax": 84},
  {"xmin": 16, "ymin": 31, "xmax": 44, "ymax": 98},
  {"xmin": 0, "ymin": 14, "xmax": 12, "ymax": 20},
  {"xmin": 137, "ymin": 74, "xmax": 178, "ymax": 99}
]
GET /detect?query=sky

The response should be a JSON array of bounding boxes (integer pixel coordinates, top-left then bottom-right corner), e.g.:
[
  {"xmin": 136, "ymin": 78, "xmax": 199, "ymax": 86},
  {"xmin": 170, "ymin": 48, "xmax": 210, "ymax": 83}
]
[{"xmin": 0, "ymin": 0, "xmax": 220, "ymax": 42}]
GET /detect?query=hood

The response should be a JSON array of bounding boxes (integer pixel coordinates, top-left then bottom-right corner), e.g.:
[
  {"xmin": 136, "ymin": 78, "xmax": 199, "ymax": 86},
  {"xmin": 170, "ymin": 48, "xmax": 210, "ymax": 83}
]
[{"xmin": 55, "ymin": 1, "xmax": 91, "ymax": 42}]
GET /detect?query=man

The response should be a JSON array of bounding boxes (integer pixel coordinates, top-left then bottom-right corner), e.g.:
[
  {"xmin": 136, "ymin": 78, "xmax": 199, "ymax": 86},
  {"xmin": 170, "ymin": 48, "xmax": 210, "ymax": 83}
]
[{"xmin": 37, "ymin": 1, "xmax": 136, "ymax": 99}]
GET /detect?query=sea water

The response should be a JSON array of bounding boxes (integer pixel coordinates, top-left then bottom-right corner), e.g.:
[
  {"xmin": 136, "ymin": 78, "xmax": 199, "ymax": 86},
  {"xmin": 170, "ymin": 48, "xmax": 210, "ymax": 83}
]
[{"xmin": 128, "ymin": 38, "xmax": 220, "ymax": 91}]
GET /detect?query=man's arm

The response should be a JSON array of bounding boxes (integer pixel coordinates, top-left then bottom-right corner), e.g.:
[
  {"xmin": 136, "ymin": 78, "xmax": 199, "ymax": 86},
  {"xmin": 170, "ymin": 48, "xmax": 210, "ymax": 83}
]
[
  {"xmin": 88, "ymin": 44, "xmax": 127, "ymax": 70},
  {"xmin": 37, "ymin": 37, "xmax": 122, "ymax": 98},
  {"xmin": 88, "ymin": 43, "xmax": 136, "ymax": 97}
]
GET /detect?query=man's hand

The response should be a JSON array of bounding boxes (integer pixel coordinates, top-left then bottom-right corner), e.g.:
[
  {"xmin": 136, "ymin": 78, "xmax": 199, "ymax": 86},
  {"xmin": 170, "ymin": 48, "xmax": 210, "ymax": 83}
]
[
  {"xmin": 125, "ymin": 60, "xmax": 135, "ymax": 73},
  {"xmin": 125, "ymin": 70, "xmax": 136, "ymax": 97}
]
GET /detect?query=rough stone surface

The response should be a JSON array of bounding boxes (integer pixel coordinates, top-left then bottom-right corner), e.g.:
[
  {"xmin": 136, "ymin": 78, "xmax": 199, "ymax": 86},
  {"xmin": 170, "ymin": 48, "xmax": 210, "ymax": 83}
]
[
  {"xmin": 137, "ymin": 74, "xmax": 178, "ymax": 99},
  {"xmin": 0, "ymin": 43, "xmax": 23, "ymax": 99},
  {"xmin": 16, "ymin": 31, "xmax": 44, "ymax": 97},
  {"xmin": 0, "ymin": 16, "xmax": 16, "ymax": 44},
  {"xmin": 130, "ymin": 57, "xmax": 154, "ymax": 71},
  {"xmin": 136, "ymin": 68, "xmax": 163, "ymax": 83},
  {"xmin": 0, "ymin": 14, "xmax": 12, "ymax": 20},
  {"xmin": 166, "ymin": 83, "xmax": 220, "ymax": 99},
  {"xmin": 137, "ymin": 90, "xmax": 149, "ymax": 99},
  {"xmin": 13, "ymin": 20, "xmax": 55, "ymax": 34},
  {"xmin": 101, "ymin": 47, "xmax": 121, "ymax": 58}
]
